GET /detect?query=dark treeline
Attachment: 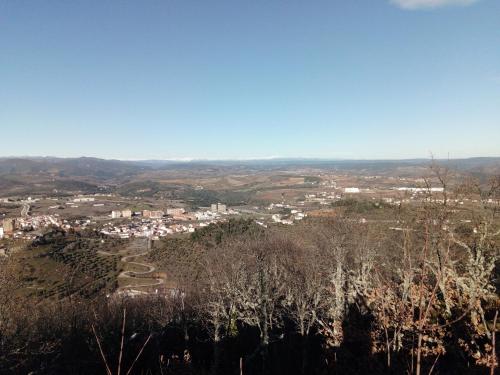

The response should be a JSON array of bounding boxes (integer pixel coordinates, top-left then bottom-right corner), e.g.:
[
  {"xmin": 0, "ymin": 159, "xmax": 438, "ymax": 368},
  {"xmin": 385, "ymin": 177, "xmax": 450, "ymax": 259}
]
[{"xmin": 0, "ymin": 173, "xmax": 499, "ymax": 374}]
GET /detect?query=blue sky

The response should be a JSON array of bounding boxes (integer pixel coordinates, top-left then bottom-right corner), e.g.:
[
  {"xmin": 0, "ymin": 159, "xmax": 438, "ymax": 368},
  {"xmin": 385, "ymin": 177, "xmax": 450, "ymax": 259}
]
[{"xmin": 1, "ymin": 0, "xmax": 499, "ymax": 160}]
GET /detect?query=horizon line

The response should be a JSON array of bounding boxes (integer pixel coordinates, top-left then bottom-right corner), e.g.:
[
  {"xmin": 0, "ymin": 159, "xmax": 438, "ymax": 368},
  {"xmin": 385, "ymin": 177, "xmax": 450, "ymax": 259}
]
[{"xmin": 1, "ymin": 155, "xmax": 499, "ymax": 162}]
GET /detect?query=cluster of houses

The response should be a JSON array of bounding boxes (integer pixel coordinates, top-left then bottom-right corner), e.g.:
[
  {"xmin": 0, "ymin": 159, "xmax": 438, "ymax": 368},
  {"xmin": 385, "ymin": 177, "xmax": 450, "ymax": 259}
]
[
  {"xmin": 103, "ymin": 203, "xmax": 239, "ymax": 239},
  {"xmin": 101, "ymin": 214, "xmax": 225, "ymax": 239},
  {"xmin": 0, "ymin": 214, "xmax": 91, "ymax": 241},
  {"xmin": 265, "ymin": 204, "xmax": 306, "ymax": 225},
  {"xmin": 304, "ymin": 191, "xmax": 343, "ymax": 205},
  {"xmin": 100, "ymin": 218, "xmax": 203, "ymax": 239},
  {"xmin": 271, "ymin": 209, "xmax": 306, "ymax": 225},
  {"xmin": 110, "ymin": 204, "xmax": 234, "ymax": 222}
]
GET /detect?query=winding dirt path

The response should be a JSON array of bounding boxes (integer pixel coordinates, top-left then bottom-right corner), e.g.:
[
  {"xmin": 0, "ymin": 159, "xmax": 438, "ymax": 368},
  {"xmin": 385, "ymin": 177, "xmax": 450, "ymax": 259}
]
[{"xmin": 98, "ymin": 238, "xmax": 165, "ymax": 292}]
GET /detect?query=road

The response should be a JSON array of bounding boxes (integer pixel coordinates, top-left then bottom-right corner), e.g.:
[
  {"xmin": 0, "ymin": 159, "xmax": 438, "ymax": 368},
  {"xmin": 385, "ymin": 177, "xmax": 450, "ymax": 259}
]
[
  {"xmin": 21, "ymin": 203, "xmax": 30, "ymax": 217},
  {"xmin": 98, "ymin": 238, "xmax": 165, "ymax": 292}
]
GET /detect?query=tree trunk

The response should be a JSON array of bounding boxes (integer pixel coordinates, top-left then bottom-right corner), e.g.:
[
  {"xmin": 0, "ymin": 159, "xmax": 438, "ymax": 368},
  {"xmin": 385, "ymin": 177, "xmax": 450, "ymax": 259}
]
[
  {"xmin": 385, "ymin": 328, "xmax": 391, "ymax": 369},
  {"xmin": 301, "ymin": 334, "xmax": 309, "ymax": 375},
  {"xmin": 212, "ymin": 322, "xmax": 221, "ymax": 375},
  {"xmin": 260, "ymin": 314, "xmax": 269, "ymax": 375},
  {"xmin": 416, "ymin": 332, "xmax": 423, "ymax": 375},
  {"xmin": 258, "ymin": 257, "xmax": 270, "ymax": 375},
  {"xmin": 490, "ymin": 311, "xmax": 498, "ymax": 375}
]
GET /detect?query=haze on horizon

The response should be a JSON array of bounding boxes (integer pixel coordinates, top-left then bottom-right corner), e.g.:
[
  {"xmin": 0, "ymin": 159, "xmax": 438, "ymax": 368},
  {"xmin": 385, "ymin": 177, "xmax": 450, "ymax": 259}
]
[{"xmin": 1, "ymin": 0, "xmax": 499, "ymax": 160}]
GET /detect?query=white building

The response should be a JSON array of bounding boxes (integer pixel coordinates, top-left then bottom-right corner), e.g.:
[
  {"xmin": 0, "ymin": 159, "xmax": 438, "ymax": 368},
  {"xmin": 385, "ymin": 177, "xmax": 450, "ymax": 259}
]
[
  {"xmin": 122, "ymin": 210, "xmax": 132, "ymax": 218},
  {"xmin": 344, "ymin": 187, "xmax": 360, "ymax": 193},
  {"xmin": 211, "ymin": 203, "xmax": 227, "ymax": 213},
  {"xmin": 73, "ymin": 197, "xmax": 95, "ymax": 203},
  {"xmin": 111, "ymin": 210, "xmax": 122, "ymax": 219}
]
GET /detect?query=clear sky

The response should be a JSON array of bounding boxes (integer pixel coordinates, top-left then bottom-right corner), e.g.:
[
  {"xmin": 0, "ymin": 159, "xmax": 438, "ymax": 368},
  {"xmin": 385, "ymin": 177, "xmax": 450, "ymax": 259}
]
[{"xmin": 1, "ymin": 0, "xmax": 499, "ymax": 160}]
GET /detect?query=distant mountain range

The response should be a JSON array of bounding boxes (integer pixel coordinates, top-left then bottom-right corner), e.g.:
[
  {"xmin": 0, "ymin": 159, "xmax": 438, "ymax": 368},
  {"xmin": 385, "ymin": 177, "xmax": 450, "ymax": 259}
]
[
  {"xmin": 0, "ymin": 156, "xmax": 499, "ymax": 179},
  {"xmin": 0, "ymin": 157, "xmax": 147, "ymax": 178}
]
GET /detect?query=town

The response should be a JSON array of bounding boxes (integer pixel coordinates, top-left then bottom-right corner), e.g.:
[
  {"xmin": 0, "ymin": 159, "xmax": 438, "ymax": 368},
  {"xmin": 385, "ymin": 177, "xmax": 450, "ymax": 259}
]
[{"xmin": 2, "ymin": 174, "xmax": 475, "ymax": 245}]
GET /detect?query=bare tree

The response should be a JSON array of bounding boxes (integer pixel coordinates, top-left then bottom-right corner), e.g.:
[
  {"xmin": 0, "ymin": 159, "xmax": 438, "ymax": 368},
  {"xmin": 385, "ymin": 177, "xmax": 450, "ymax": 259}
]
[
  {"xmin": 234, "ymin": 235, "xmax": 288, "ymax": 374},
  {"xmin": 280, "ymin": 237, "xmax": 329, "ymax": 374}
]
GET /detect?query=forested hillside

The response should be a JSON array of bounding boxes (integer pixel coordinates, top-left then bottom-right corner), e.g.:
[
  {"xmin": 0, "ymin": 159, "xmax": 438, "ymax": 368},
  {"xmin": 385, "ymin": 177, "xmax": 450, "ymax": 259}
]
[{"xmin": 1, "ymin": 175, "xmax": 498, "ymax": 374}]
